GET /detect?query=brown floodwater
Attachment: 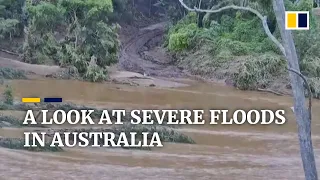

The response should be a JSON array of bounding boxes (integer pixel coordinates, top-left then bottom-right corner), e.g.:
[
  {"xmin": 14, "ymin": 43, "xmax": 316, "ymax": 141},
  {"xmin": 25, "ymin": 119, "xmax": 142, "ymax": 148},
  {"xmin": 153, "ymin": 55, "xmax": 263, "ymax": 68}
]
[{"xmin": 1, "ymin": 79, "xmax": 320, "ymax": 180}]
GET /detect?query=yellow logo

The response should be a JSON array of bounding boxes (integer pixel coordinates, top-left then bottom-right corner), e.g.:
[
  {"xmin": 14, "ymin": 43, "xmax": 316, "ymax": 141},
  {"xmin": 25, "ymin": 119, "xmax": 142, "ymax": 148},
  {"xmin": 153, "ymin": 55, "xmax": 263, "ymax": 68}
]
[{"xmin": 285, "ymin": 11, "xmax": 309, "ymax": 30}]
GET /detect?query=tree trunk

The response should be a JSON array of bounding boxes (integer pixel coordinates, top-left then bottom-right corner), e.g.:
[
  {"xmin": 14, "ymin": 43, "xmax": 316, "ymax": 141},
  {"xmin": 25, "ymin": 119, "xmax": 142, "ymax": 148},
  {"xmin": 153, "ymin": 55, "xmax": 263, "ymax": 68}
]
[
  {"xmin": 22, "ymin": 0, "xmax": 27, "ymax": 30},
  {"xmin": 197, "ymin": 0, "xmax": 202, "ymax": 27},
  {"xmin": 272, "ymin": 0, "xmax": 318, "ymax": 179}
]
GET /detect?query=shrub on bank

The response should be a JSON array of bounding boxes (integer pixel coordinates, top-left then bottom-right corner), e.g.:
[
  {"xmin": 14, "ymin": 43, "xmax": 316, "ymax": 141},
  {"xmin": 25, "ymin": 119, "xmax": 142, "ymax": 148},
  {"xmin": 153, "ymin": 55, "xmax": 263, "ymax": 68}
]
[
  {"xmin": 3, "ymin": 85, "xmax": 13, "ymax": 105},
  {"xmin": 0, "ymin": 137, "xmax": 63, "ymax": 152},
  {"xmin": 0, "ymin": 68, "xmax": 26, "ymax": 79},
  {"xmin": 234, "ymin": 53, "xmax": 286, "ymax": 90},
  {"xmin": 19, "ymin": 0, "xmax": 118, "ymax": 82},
  {"xmin": 0, "ymin": 115, "xmax": 48, "ymax": 128},
  {"xmin": 84, "ymin": 65, "xmax": 108, "ymax": 82}
]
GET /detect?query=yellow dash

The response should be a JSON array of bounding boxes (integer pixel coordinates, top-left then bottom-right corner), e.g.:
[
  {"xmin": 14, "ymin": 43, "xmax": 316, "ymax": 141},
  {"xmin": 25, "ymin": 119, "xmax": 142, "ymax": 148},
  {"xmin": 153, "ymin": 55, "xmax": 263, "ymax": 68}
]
[
  {"xmin": 287, "ymin": 13, "xmax": 297, "ymax": 28},
  {"xmin": 22, "ymin": 98, "xmax": 41, "ymax": 103}
]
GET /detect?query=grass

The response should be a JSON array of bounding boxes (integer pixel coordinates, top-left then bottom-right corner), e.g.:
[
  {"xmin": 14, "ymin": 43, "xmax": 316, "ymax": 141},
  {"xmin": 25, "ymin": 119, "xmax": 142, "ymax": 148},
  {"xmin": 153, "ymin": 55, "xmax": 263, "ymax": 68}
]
[
  {"xmin": 234, "ymin": 53, "xmax": 287, "ymax": 90},
  {"xmin": 0, "ymin": 115, "xmax": 23, "ymax": 127},
  {"xmin": 0, "ymin": 115, "xmax": 47, "ymax": 128},
  {"xmin": 0, "ymin": 137, "xmax": 63, "ymax": 152},
  {"xmin": 112, "ymin": 123, "xmax": 195, "ymax": 144},
  {"xmin": 0, "ymin": 68, "xmax": 27, "ymax": 79}
]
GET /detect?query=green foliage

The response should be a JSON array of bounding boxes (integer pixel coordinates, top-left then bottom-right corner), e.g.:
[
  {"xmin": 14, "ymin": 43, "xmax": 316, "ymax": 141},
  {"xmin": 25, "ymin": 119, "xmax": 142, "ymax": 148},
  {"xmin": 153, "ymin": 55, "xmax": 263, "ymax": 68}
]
[
  {"xmin": 0, "ymin": 18, "xmax": 19, "ymax": 39},
  {"xmin": 292, "ymin": 12, "xmax": 320, "ymax": 97},
  {"xmin": 3, "ymin": 85, "xmax": 13, "ymax": 105},
  {"xmin": 0, "ymin": 0, "xmax": 25, "ymax": 19},
  {"xmin": 166, "ymin": 10, "xmax": 277, "ymax": 55},
  {"xmin": 213, "ymin": 39, "xmax": 249, "ymax": 56},
  {"xmin": 0, "ymin": 115, "xmax": 21, "ymax": 127},
  {"xmin": 308, "ymin": 77, "xmax": 320, "ymax": 99},
  {"xmin": 0, "ymin": 115, "xmax": 47, "ymax": 127},
  {"xmin": 155, "ymin": 0, "xmax": 192, "ymax": 22},
  {"xmin": 0, "ymin": 0, "xmax": 24, "ymax": 39},
  {"xmin": 294, "ymin": 15, "xmax": 320, "ymax": 59},
  {"xmin": 109, "ymin": 0, "xmax": 134, "ymax": 22},
  {"xmin": 0, "ymin": 137, "xmax": 63, "ymax": 152},
  {"xmin": 27, "ymin": 2, "xmax": 65, "ymax": 33},
  {"xmin": 22, "ymin": 30, "xmax": 62, "ymax": 64},
  {"xmin": 231, "ymin": 16, "xmax": 266, "ymax": 42},
  {"xmin": 250, "ymin": 0, "xmax": 272, "ymax": 9},
  {"xmin": 220, "ymin": 15, "xmax": 235, "ymax": 32},
  {"xmin": 167, "ymin": 12, "xmax": 199, "ymax": 51},
  {"xmin": 300, "ymin": 56, "xmax": 320, "ymax": 77},
  {"xmin": 168, "ymin": 23, "xmax": 199, "ymax": 51},
  {"xmin": 82, "ymin": 22, "xmax": 120, "ymax": 67},
  {"xmin": 234, "ymin": 53, "xmax": 286, "ymax": 90},
  {"xmin": 59, "ymin": 0, "xmax": 113, "ymax": 24},
  {"xmin": 0, "ymin": 67, "xmax": 26, "ymax": 79},
  {"xmin": 21, "ymin": 0, "xmax": 119, "ymax": 81},
  {"xmin": 114, "ymin": 123, "xmax": 195, "ymax": 144},
  {"xmin": 285, "ymin": 0, "xmax": 314, "ymax": 11},
  {"xmin": 165, "ymin": 2, "xmax": 320, "ymax": 95},
  {"xmin": 84, "ymin": 64, "xmax": 108, "ymax": 82}
]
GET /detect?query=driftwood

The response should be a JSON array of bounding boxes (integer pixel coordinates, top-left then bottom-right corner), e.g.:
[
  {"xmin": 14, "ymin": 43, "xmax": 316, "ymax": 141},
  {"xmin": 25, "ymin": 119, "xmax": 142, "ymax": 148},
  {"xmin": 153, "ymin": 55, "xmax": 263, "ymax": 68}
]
[
  {"xmin": 257, "ymin": 88, "xmax": 284, "ymax": 96},
  {"xmin": 0, "ymin": 49, "xmax": 20, "ymax": 56}
]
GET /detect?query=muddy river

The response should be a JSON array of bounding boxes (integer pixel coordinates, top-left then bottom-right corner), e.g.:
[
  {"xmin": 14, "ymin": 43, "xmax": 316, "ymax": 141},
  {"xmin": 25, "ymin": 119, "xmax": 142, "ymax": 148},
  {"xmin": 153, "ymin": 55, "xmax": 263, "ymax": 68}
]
[{"xmin": 1, "ymin": 79, "xmax": 320, "ymax": 180}]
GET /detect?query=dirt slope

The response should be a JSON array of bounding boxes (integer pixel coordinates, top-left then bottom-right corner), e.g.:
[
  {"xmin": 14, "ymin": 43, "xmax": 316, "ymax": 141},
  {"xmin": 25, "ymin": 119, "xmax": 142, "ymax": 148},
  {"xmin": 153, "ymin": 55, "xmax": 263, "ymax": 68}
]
[{"xmin": 118, "ymin": 22, "xmax": 185, "ymax": 78}]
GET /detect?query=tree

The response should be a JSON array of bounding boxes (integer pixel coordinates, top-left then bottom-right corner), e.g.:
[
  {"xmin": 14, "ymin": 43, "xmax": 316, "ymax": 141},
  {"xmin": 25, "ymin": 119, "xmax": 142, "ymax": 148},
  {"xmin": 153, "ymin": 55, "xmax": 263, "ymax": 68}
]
[
  {"xmin": 178, "ymin": 0, "xmax": 318, "ymax": 179},
  {"xmin": 0, "ymin": 0, "xmax": 23, "ymax": 40},
  {"xmin": 20, "ymin": 0, "xmax": 119, "ymax": 81}
]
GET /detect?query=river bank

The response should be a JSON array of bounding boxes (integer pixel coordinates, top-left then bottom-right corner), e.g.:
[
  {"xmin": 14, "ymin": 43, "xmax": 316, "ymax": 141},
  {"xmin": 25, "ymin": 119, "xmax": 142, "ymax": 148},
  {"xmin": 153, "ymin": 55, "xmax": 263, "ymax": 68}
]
[{"xmin": 0, "ymin": 21, "xmax": 295, "ymax": 98}]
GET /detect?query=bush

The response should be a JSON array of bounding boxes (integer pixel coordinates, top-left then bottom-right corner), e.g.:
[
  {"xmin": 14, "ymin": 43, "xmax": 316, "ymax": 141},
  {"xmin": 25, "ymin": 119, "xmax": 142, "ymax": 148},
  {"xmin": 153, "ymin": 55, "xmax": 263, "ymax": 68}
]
[
  {"xmin": 300, "ymin": 56, "xmax": 320, "ymax": 77},
  {"xmin": 0, "ymin": 137, "xmax": 62, "ymax": 152},
  {"xmin": 220, "ymin": 15, "xmax": 235, "ymax": 32},
  {"xmin": 231, "ymin": 17, "xmax": 266, "ymax": 43},
  {"xmin": 84, "ymin": 65, "xmax": 108, "ymax": 82},
  {"xmin": 22, "ymin": 0, "xmax": 119, "ymax": 81},
  {"xmin": 168, "ymin": 32, "xmax": 190, "ymax": 51},
  {"xmin": 308, "ymin": 77, "xmax": 320, "ymax": 99},
  {"xmin": 3, "ymin": 85, "xmax": 13, "ymax": 105},
  {"xmin": 234, "ymin": 53, "xmax": 286, "ymax": 90},
  {"xmin": 168, "ymin": 23, "xmax": 199, "ymax": 51},
  {"xmin": 0, "ymin": 115, "xmax": 47, "ymax": 128},
  {"xmin": 215, "ymin": 39, "xmax": 249, "ymax": 56},
  {"xmin": 0, "ymin": 68, "xmax": 26, "ymax": 79},
  {"xmin": 0, "ymin": 115, "xmax": 21, "ymax": 127}
]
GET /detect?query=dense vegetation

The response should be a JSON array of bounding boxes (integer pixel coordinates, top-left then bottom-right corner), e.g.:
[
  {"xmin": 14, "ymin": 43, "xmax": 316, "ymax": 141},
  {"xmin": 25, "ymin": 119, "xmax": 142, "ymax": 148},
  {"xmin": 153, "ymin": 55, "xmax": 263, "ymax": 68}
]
[
  {"xmin": 0, "ymin": 0, "xmax": 130, "ymax": 82},
  {"xmin": 163, "ymin": 0, "xmax": 320, "ymax": 98},
  {"xmin": 0, "ymin": 0, "xmax": 166, "ymax": 82},
  {"xmin": 0, "ymin": 0, "xmax": 319, "ymax": 97}
]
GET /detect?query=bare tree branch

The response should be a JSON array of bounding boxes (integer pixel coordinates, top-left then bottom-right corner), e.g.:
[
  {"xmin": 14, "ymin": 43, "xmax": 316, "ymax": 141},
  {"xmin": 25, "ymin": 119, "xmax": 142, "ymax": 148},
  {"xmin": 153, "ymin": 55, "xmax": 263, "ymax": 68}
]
[
  {"xmin": 178, "ymin": 0, "xmax": 286, "ymax": 56},
  {"xmin": 257, "ymin": 88, "xmax": 284, "ymax": 96},
  {"xmin": 0, "ymin": 49, "xmax": 19, "ymax": 56},
  {"xmin": 287, "ymin": 68, "xmax": 312, "ymax": 121},
  {"xmin": 202, "ymin": 1, "xmax": 228, "ymax": 24}
]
